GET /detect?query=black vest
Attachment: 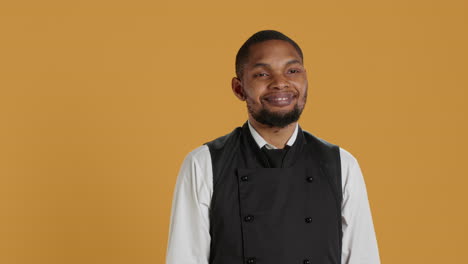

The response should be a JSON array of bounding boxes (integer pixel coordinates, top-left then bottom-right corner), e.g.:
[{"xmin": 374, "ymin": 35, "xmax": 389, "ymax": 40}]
[{"xmin": 205, "ymin": 122, "xmax": 342, "ymax": 264}]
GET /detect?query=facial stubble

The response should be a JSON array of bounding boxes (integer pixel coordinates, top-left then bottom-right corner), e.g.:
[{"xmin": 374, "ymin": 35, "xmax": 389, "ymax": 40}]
[{"xmin": 247, "ymin": 91, "xmax": 307, "ymax": 128}]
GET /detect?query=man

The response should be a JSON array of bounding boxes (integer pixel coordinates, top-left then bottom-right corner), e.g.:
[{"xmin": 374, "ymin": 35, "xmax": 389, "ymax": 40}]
[{"xmin": 166, "ymin": 30, "xmax": 380, "ymax": 264}]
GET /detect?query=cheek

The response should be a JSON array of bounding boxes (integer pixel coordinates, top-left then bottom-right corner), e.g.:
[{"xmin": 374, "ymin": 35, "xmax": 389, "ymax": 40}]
[
  {"xmin": 245, "ymin": 96, "xmax": 262, "ymax": 106},
  {"xmin": 296, "ymin": 82, "xmax": 308, "ymax": 103},
  {"xmin": 297, "ymin": 80, "xmax": 308, "ymax": 93},
  {"xmin": 243, "ymin": 87, "xmax": 263, "ymax": 102},
  {"xmin": 292, "ymin": 82, "xmax": 307, "ymax": 96}
]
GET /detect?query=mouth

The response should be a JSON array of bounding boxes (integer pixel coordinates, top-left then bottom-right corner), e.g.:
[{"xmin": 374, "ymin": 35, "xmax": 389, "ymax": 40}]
[{"xmin": 262, "ymin": 92, "xmax": 296, "ymax": 107}]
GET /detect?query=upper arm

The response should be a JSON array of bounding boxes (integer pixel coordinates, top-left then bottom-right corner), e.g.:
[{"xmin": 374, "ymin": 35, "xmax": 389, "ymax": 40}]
[
  {"xmin": 166, "ymin": 145, "xmax": 213, "ymax": 264},
  {"xmin": 339, "ymin": 147, "xmax": 381, "ymax": 264}
]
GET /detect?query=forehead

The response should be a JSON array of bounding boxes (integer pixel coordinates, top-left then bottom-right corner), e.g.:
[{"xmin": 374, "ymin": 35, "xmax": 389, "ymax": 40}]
[{"xmin": 246, "ymin": 39, "xmax": 302, "ymax": 64}]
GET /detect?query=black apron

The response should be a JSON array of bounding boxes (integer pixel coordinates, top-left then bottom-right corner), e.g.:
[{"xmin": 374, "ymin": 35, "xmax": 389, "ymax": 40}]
[{"xmin": 205, "ymin": 121, "xmax": 342, "ymax": 264}]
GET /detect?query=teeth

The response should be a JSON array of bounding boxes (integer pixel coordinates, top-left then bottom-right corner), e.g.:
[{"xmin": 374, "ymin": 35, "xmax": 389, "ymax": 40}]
[{"xmin": 264, "ymin": 94, "xmax": 293, "ymax": 102}]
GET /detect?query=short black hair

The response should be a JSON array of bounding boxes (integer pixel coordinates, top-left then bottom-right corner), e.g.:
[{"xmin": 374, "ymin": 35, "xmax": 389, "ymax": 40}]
[{"xmin": 235, "ymin": 30, "xmax": 304, "ymax": 79}]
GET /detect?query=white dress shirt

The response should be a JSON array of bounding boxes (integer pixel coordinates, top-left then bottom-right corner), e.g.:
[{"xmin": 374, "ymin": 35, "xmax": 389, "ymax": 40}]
[{"xmin": 166, "ymin": 121, "xmax": 381, "ymax": 264}]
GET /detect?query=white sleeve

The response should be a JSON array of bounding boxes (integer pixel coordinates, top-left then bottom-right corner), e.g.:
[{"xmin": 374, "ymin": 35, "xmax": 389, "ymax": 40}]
[
  {"xmin": 340, "ymin": 148, "xmax": 381, "ymax": 264},
  {"xmin": 166, "ymin": 146, "xmax": 212, "ymax": 264}
]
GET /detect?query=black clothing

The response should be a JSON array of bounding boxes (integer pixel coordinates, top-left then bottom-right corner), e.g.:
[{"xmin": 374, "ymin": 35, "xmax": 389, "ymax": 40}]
[{"xmin": 205, "ymin": 121, "xmax": 342, "ymax": 264}]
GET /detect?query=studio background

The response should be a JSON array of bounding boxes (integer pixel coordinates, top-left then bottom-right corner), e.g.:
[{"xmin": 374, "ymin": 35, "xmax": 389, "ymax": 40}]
[{"xmin": 1, "ymin": 0, "xmax": 467, "ymax": 263}]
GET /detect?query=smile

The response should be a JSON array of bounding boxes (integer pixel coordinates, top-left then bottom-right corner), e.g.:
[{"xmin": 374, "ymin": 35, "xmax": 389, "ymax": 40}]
[
  {"xmin": 270, "ymin": 97, "xmax": 289, "ymax": 101},
  {"xmin": 263, "ymin": 92, "xmax": 296, "ymax": 107}
]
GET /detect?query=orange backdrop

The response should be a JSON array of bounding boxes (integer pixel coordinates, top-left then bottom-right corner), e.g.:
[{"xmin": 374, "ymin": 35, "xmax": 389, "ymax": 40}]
[{"xmin": 1, "ymin": 0, "xmax": 467, "ymax": 263}]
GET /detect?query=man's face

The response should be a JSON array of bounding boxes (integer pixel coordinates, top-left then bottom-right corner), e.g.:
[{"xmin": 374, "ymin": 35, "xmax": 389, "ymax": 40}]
[{"xmin": 232, "ymin": 39, "xmax": 308, "ymax": 128}]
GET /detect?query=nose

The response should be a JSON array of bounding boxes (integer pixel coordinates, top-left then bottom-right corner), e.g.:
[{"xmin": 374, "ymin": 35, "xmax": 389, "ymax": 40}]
[{"xmin": 269, "ymin": 73, "xmax": 289, "ymax": 90}]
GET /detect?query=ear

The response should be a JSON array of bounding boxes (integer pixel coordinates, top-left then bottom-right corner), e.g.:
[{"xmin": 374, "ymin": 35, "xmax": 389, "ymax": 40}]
[{"xmin": 231, "ymin": 77, "xmax": 246, "ymax": 101}]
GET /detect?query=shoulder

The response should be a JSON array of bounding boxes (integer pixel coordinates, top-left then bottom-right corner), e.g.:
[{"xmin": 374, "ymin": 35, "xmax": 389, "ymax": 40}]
[
  {"xmin": 339, "ymin": 147, "xmax": 359, "ymax": 169},
  {"xmin": 174, "ymin": 145, "xmax": 213, "ymax": 206},
  {"xmin": 301, "ymin": 129, "xmax": 355, "ymax": 166},
  {"xmin": 204, "ymin": 127, "xmax": 243, "ymax": 171},
  {"xmin": 204, "ymin": 126, "xmax": 242, "ymax": 151},
  {"xmin": 178, "ymin": 145, "xmax": 213, "ymax": 195},
  {"xmin": 182, "ymin": 145, "xmax": 212, "ymax": 170},
  {"xmin": 301, "ymin": 129, "xmax": 339, "ymax": 151},
  {"xmin": 338, "ymin": 146, "xmax": 364, "ymax": 194},
  {"xmin": 181, "ymin": 125, "xmax": 243, "ymax": 172}
]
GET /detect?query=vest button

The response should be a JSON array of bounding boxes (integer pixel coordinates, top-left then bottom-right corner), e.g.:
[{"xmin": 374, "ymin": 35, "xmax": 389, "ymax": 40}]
[
  {"xmin": 241, "ymin": 175, "xmax": 249, "ymax": 181},
  {"xmin": 305, "ymin": 217, "xmax": 312, "ymax": 223},
  {"xmin": 246, "ymin": 257, "xmax": 256, "ymax": 263},
  {"xmin": 306, "ymin": 176, "xmax": 314, "ymax": 182},
  {"xmin": 303, "ymin": 259, "xmax": 311, "ymax": 264},
  {"xmin": 244, "ymin": 215, "xmax": 254, "ymax": 222}
]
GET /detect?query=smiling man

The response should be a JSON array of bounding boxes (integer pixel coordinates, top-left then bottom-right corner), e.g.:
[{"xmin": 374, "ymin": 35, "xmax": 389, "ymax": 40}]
[{"xmin": 166, "ymin": 30, "xmax": 381, "ymax": 264}]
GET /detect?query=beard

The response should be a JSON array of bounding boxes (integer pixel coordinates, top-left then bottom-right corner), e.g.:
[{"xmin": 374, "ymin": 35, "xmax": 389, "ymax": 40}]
[{"xmin": 248, "ymin": 103, "xmax": 304, "ymax": 128}]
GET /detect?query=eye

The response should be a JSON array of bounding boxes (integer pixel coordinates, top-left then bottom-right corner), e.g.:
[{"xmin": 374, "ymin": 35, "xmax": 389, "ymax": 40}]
[
  {"xmin": 254, "ymin": 73, "xmax": 269, "ymax": 78},
  {"xmin": 288, "ymin": 68, "xmax": 301, "ymax": 74}
]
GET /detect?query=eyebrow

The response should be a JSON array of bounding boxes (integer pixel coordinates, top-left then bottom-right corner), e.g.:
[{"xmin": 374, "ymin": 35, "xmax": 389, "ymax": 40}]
[{"xmin": 251, "ymin": 59, "xmax": 303, "ymax": 69}]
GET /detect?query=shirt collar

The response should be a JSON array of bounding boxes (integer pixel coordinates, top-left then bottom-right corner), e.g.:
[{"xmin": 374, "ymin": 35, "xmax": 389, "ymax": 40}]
[{"xmin": 247, "ymin": 120, "xmax": 299, "ymax": 150}]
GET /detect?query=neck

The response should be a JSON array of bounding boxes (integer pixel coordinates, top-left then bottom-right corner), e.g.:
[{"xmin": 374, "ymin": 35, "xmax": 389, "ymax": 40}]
[{"xmin": 248, "ymin": 117, "xmax": 297, "ymax": 149}]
